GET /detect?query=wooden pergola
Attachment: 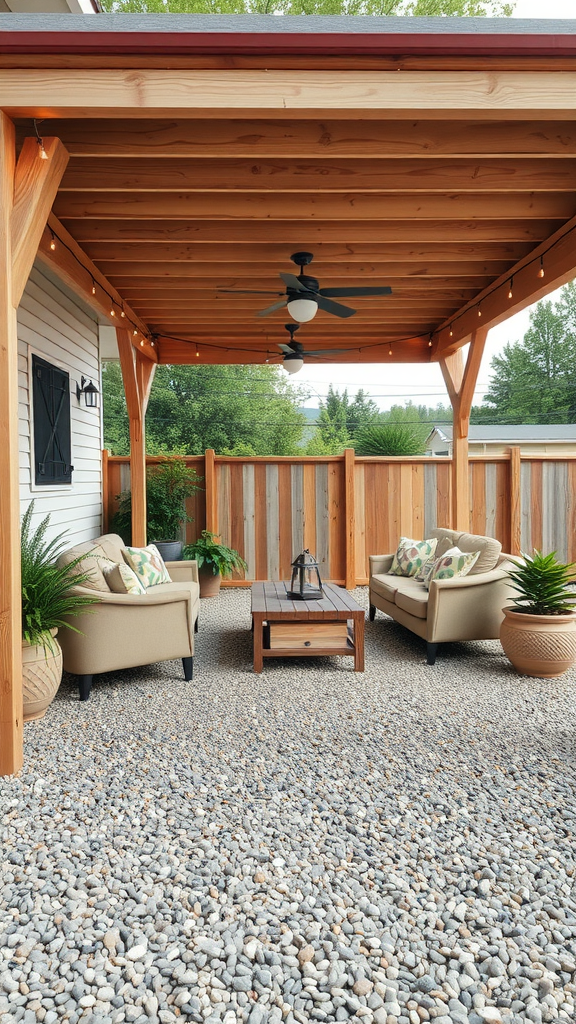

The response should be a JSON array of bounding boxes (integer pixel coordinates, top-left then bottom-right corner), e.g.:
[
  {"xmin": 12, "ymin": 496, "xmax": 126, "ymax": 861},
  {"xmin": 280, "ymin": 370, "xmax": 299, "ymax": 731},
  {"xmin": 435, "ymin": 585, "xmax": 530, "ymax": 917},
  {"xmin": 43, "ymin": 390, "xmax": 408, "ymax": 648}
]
[{"xmin": 2, "ymin": 14, "xmax": 576, "ymax": 774}]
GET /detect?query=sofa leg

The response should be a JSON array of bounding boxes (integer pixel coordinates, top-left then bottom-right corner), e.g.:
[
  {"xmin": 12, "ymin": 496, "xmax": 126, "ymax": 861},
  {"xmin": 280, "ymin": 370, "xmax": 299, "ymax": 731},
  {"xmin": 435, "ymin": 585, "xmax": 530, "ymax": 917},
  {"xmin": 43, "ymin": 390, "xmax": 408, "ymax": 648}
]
[
  {"xmin": 194, "ymin": 617, "xmax": 199, "ymax": 633},
  {"xmin": 78, "ymin": 675, "xmax": 93, "ymax": 701},
  {"xmin": 369, "ymin": 604, "xmax": 376, "ymax": 621},
  {"xmin": 182, "ymin": 656, "xmax": 193, "ymax": 681},
  {"xmin": 426, "ymin": 643, "xmax": 439, "ymax": 666}
]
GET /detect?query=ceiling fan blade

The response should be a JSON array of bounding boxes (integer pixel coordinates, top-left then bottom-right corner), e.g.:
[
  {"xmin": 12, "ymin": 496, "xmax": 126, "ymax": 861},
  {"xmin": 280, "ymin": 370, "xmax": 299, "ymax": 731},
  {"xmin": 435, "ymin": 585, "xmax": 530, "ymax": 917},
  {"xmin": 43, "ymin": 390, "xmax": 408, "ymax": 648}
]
[
  {"xmin": 279, "ymin": 343, "xmax": 297, "ymax": 354},
  {"xmin": 280, "ymin": 272, "xmax": 307, "ymax": 291},
  {"xmin": 316, "ymin": 295, "xmax": 356, "ymax": 319},
  {"xmin": 256, "ymin": 299, "xmax": 288, "ymax": 317},
  {"xmin": 219, "ymin": 289, "xmax": 284, "ymax": 295},
  {"xmin": 320, "ymin": 286, "xmax": 393, "ymax": 298}
]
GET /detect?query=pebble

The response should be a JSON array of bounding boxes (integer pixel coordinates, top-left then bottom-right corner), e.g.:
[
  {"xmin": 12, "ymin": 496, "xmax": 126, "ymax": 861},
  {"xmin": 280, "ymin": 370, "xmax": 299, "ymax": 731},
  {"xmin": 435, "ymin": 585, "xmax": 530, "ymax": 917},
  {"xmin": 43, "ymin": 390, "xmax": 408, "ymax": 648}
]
[{"xmin": 1, "ymin": 590, "xmax": 575, "ymax": 1024}]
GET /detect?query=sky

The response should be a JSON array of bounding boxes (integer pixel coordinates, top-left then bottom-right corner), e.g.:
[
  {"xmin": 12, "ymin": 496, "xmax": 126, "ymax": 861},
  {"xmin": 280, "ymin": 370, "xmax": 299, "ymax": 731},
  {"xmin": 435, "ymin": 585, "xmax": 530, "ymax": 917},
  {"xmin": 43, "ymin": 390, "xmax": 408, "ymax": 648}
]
[{"xmin": 297, "ymin": 0, "xmax": 574, "ymax": 411}]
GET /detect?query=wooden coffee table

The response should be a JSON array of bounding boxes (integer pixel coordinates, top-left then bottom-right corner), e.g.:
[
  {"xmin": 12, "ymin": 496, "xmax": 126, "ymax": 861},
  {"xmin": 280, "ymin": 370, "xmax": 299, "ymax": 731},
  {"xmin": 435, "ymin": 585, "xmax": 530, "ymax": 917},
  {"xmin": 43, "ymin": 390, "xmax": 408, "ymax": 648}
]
[{"xmin": 251, "ymin": 581, "xmax": 365, "ymax": 673}]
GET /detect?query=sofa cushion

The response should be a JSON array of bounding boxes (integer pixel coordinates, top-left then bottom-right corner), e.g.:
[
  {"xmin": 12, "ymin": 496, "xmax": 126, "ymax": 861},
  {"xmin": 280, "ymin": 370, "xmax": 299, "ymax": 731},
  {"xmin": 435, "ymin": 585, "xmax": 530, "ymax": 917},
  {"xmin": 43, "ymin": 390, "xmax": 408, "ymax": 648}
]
[
  {"xmin": 394, "ymin": 578, "xmax": 429, "ymax": 620},
  {"xmin": 428, "ymin": 548, "xmax": 480, "ymax": 587},
  {"xmin": 97, "ymin": 533, "xmax": 128, "ymax": 564},
  {"xmin": 104, "ymin": 562, "xmax": 146, "ymax": 595},
  {"xmin": 57, "ymin": 542, "xmax": 113, "ymax": 592},
  {"xmin": 370, "ymin": 574, "xmax": 400, "ymax": 604},
  {"xmin": 389, "ymin": 537, "xmax": 437, "ymax": 578},
  {"xmin": 457, "ymin": 532, "xmax": 501, "ymax": 574},
  {"xmin": 124, "ymin": 544, "xmax": 172, "ymax": 587}
]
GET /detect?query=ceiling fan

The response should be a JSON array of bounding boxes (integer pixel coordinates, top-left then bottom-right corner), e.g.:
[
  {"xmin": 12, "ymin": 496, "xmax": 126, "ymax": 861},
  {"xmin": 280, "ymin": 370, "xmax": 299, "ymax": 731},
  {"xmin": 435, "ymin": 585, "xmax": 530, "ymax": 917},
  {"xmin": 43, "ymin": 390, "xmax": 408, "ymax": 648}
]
[
  {"xmin": 277, "ymin": 324, "xmax": 354, "ymax": 374},
  {"xmin": 220, "ymin": 251, "xmax": 392, "ymax": 323}
]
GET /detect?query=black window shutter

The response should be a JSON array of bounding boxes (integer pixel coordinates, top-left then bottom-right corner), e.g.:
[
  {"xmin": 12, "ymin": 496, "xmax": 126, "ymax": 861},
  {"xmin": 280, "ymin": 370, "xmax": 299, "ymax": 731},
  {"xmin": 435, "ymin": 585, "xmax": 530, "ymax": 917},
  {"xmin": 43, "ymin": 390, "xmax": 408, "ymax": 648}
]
[{"xmin": 32, "ymin": 355, "xmax": 73, "ymax": 486}]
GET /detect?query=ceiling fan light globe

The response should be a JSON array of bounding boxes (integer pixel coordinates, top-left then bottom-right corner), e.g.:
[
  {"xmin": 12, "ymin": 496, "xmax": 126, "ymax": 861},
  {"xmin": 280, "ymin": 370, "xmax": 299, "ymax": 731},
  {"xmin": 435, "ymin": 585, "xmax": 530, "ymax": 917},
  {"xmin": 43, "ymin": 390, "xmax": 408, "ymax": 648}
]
[
  {"xmin": 286, "ymin": 297, "xmax": 318, "ymax": 323},
  {"xmin": 283, "ymin": 355, "xmax": 304, "ymax": 375}
]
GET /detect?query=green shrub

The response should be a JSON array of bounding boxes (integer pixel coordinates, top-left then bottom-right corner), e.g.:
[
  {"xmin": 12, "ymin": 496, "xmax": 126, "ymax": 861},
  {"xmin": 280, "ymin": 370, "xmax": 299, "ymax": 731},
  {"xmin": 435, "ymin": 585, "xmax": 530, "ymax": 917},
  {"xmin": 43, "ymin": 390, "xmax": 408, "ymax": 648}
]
[
  {"xmin": 353, "ymin": 424, "xmax": 427, "ymax": 457},
  {"xmin": 183, "ymin": 531, "xmax": 247, "ymax": 578},
  {"xmin": 113, "ymin": 457, "xmax": 202, "ymax": 544}
]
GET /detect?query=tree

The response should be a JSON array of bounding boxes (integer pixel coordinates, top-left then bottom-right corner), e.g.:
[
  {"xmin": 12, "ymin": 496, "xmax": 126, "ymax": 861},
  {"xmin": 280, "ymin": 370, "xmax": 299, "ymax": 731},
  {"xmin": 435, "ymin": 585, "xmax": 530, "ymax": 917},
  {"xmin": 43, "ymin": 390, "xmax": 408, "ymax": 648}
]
[
  {"xmin": 474, "ymin": 281, "xmax": 576, "ymax": 424},
  {"xmin": 102, "ymin": 362, "xmax": 308, "ymax": 456},
  {"xmin": 102, "ymin": 0, "xmax": 512, "ymax": 14},
  {"xmin": 354, "ymin": 423, "xmax": 427, "ymax": 456},
  {"xmin": 310, "ymin": 385, "xmax": 380, "ymax": 453}
]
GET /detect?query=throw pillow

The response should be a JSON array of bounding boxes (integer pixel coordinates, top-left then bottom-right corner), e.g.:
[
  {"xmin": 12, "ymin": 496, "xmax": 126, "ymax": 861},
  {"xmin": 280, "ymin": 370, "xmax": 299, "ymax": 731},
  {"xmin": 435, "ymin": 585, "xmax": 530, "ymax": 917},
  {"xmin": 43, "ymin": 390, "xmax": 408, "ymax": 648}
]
[
  {"xmin": 389, "ymin": 537, "xmax": 438, "ymax": 578},
  {"xmin": 123, "ymin": 544, "xmax": 172, "ymax": 588},
  {"xmin": 104, "ymin": 562, "xmax": 146, "ymax": 595},
  {"xmin": 426, "ymin": 548, "xmax": 480, "ymax": 589}
]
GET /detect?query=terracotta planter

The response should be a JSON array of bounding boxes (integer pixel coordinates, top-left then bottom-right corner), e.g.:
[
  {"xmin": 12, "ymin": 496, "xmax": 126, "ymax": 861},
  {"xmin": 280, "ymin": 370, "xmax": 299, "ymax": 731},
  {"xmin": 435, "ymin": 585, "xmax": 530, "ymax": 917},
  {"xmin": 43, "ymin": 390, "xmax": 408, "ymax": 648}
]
[
  {"xmin": 198, "ymin": 568, "xmax": 222, "ymax": 598},
  {"xmin": 22, "ymin": 629, "xmax": 63, "ymax": 721},
  {"xmin": 500, "ymin": 607, "xmax": 576, "ymax": 678}
]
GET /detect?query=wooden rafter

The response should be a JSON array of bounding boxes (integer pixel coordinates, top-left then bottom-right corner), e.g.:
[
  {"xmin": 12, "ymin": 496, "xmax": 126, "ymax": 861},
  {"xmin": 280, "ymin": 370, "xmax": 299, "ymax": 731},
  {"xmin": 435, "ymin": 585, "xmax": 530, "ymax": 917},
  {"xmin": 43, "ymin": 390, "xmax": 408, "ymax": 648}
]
[{"xmin": 117, "ymin": 327, "xmax": 156, "ymax": 547}]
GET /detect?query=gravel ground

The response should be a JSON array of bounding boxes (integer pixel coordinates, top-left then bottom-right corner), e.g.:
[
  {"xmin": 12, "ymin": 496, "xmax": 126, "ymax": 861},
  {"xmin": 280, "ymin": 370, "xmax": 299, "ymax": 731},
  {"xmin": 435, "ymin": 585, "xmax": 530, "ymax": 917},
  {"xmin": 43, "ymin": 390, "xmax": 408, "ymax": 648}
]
[{"xmin": 2, "ymin": 587, "xmax": 576, "ymax": 1024}]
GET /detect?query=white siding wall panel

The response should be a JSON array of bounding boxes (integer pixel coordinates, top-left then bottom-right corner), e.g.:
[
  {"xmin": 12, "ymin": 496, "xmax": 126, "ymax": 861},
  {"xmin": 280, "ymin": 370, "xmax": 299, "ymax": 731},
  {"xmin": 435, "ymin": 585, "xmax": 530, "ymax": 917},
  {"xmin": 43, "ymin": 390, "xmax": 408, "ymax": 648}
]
[{"xmin": 18, "ymin": 266, "xmax": 103, "ymax": 546}]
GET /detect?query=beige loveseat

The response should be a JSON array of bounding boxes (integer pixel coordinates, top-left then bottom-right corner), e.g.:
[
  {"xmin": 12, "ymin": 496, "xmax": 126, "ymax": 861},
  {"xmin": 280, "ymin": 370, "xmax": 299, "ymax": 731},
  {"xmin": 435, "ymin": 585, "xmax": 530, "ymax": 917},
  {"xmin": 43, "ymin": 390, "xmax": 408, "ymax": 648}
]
[
  {"xmin": 57, "ymin": 534, "xmax": 200, "ymax": 701},
  {"xmin": 369, "ymin": 528, "xmax": 515, "ymax": 664}
]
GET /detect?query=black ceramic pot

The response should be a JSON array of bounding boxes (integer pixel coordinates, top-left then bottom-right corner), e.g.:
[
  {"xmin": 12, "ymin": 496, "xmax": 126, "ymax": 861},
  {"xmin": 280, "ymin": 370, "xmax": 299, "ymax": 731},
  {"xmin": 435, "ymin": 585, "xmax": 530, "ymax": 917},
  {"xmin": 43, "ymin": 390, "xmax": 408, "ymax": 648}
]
[{"xmin": 153, "ymin": 540, "xmax": 183, "ymax": 562}]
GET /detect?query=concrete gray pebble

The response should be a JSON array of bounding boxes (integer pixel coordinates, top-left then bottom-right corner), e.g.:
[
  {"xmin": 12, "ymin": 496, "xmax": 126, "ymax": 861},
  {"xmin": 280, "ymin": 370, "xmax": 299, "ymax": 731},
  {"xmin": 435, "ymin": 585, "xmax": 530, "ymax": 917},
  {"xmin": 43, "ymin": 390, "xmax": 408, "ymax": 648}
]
[{"xmin": 1, "ymin": 589, "xmax": 575, "ymax": 1024}]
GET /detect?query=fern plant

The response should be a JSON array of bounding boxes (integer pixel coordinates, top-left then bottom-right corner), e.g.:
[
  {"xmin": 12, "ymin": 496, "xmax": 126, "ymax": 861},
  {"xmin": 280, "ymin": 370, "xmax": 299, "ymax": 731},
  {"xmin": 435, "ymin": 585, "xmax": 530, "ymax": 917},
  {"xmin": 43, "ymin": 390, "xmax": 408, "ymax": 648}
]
[
  {"xmin": 507, "ymin": 550, "xmax": 576, "ymax": 616},
  {"xmin": 183, "ymin": 531, "xmax": 247, "ymax": 578},
  {"xmin": 21, "ymin": 503, "xmax": 95, "ymax": 650}
]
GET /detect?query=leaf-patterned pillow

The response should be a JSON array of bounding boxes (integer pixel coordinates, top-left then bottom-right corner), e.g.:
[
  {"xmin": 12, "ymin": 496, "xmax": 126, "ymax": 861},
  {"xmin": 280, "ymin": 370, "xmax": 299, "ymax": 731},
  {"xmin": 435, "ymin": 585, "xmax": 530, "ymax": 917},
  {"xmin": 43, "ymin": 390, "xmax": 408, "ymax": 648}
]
[
  {"xmin": 104, "ymin": 562, "xmax": 146, "ymax": 595},
  {"xmin": 426, "ymin": 548, "xmax": 480, "ymax": 589},
  {"xmin": 389, "ymin": 537, "xmax": 438, "ymax": 578},
  {"xmin": 123, "ymin": 544, "xmax": 172, "ymax": 588}
]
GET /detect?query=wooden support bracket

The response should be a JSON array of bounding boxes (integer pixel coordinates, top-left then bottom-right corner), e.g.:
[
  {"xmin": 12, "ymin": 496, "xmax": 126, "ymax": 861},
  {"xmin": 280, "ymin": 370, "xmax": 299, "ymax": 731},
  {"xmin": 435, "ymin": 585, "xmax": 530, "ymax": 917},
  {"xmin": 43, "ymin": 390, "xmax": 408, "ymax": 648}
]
[{"xmin": 117, "ymin": 328, "xmax": 156, "ymax": 546}]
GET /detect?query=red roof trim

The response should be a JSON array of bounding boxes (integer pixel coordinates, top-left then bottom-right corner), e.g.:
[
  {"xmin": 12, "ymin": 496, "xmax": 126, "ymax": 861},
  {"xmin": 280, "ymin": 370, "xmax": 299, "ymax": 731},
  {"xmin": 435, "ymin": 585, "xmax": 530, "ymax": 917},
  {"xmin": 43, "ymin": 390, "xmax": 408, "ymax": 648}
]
[{"xmin": 1, "ymin": 31, "xmax": 576, "ymax": 57}]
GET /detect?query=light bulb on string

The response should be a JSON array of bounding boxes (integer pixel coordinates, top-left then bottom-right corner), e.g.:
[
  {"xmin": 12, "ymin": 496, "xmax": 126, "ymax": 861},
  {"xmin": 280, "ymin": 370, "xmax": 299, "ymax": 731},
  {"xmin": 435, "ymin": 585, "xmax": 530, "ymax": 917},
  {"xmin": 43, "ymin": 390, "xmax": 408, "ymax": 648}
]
[
  {"xmin": 388, "ymin": 345, "xmax": 393, "ymax": 356},
  {"xmin": 34, "ymin": 120, "xmax": 48, "ymax": 160},
  {"xmin": 133, "ymin": 329, "xmax": 138, "ymax": 337},
  {"xmin": 120, "ymin": 308, "xmax": 126, "ymax": 318},
  {"xmin": 140, "ymin": 340, "xmax": 144, "ymax": 347},
  {"xmin": 196, "ymin": 346, "xmax": 200, "ymax": 358},
  {"xmin": 449, "ymin": 327, "xmax": 453, "ymax": 337},
  {"xmin": 508, "ymin": 277, "xmax": 514, "ymax": 300},
  {"xmin": 91, "ymin": 280, "xmax": 96, "ymax": 296},
  {"xmin": 49, "ymin": 230, "xmax": 56, "ymax": 251},
  {"xmin": 477, "ymin": 307, "xmax": 482, "ymax": 318},
  {"xmin": 538, "ymin": 256, "xmax": 545, "ymax": 279}
]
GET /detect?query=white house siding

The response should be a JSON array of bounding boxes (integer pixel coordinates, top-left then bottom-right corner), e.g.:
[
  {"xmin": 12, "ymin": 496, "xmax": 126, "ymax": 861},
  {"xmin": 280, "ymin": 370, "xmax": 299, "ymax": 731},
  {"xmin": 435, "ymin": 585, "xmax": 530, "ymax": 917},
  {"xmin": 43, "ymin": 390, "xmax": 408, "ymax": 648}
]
[{"xmin": 18, "ymin": 264, "xmax": 103, "ymax": 546}]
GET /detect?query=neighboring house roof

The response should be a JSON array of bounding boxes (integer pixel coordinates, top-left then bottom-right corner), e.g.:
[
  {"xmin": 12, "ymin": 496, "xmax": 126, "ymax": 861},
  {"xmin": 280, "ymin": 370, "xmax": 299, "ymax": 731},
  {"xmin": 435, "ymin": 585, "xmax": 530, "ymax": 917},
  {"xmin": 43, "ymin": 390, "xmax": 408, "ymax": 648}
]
[
  {"xmin": 427, "ymin": 425, "xmax": 576, "ymax": 444},
  {"xmin": 0, "ymin": 0, "xmax": 98, "ymax": 13},
  {"xmin": 1, "ymin": 16, "xmax": 576, "ymax": 55}
]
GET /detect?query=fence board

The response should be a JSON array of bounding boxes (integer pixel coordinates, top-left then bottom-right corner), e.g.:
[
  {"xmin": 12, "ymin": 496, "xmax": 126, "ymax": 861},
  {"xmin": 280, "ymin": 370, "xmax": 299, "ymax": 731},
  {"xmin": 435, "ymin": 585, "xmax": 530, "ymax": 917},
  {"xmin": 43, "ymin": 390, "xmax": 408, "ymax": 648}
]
[{"xmin": 103, "ymin": 451, "xmax": 576, "ymax": 585}]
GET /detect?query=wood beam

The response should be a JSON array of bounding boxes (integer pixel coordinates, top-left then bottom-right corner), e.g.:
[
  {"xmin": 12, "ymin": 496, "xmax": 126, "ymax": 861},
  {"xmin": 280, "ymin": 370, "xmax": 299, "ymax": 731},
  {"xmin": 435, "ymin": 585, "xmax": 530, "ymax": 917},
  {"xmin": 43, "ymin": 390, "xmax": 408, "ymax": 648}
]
[
  {"xmin": 81, "ymin": 241, "xmax": 533, "ymax": 264},
  {"xmin": 117, "ymin": 328, "xmax": 155, "ymax": 547},
  {"xmin": 110, "ymin": 275, "xmax": 491, "ymax": 292},
  {"xmin": 35, "ymin": 214, "xmax": 157, "ymax": 362},
  {"xmin": 23, "ymin": 118, "xmax": 576, "ymax": 159},
  {"xmin": 65, "ymin": 218, "xmax": 559, "ymax": 244},
  {"xmin": 53, "ymin": 191, "xmax": 575, "ymax": 222},
  {"xmin": 0, "ymin": 112, "xmax": 23, "ymax": 777},
  {"xmin": 98, "ymin": 259, "xmax": 503, "ymax": 280},
  {"xmin": 434, "ymin": 214, "xmax": 576, "ymax": 355},
  {"xmin": 3, "ymin": 69, "xmax": 576, "ymax": 118},
  {"xmin": 11, "ymin": 136, "xmax": 69, "ymax": 306},
  {"xmin": 59, "ymin": 157, "xmax": 576, "ymax": 194},
  {"xmin": 440, "ymin": 329, "xmax": 488, "ymax": 531}
]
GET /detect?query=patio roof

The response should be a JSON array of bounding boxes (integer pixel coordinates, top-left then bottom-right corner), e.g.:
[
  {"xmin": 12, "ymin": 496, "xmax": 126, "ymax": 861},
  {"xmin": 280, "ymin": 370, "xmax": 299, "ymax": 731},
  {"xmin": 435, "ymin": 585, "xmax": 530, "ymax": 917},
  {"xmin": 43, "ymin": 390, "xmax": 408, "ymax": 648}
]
[{"xmin": 2, "ymin": 15, "xmax": 576, "ymax": 774}]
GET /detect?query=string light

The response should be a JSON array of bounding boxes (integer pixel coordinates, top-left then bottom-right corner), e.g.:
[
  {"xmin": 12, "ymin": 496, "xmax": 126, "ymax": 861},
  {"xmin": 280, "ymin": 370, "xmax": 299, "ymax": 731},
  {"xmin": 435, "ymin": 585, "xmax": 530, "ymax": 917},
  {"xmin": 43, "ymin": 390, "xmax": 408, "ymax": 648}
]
[
  {"xmin": 120, "ymin": 307, "xmax": 126, "ymax": 318},
  {"xmin": 110, "ymin": 307, "xmax": 116, "ymax": 317},
  {"xmin": 477, "ymin": 306, "xmax": 482, "ymax": 318},
  {"xmin": 449, "ymin": 327, "xmax": 453, "ymax": 337},
  {"xmin": 538, "ymin": 256, "xmax": 545, "ymax": 279},
  {"xmin": 33, "ymin": 120, "xmax": 48, "ymax": 160},
  {"xmin": 140, "ymin": 340, "xmax": 145, "ymax": 347},
  {"xmin": 49, "ymin": 230, "xmax": 56, "ymax": 251},
  {"xmin": 91, "ymin": 279, "xmax": 96, "ymax": 296},
  {"xmin": 388, "ymin": 345, "xmax": 393, "ymax": 356},
  {"xmin": 196, "ymin": 346, "xmax": 200, "ymax": 358},
  {"xmin": 133, "ymin": 329, "xmax": 138, "ymax": 336},
  {"xmin": 508, "ymin": 277, "xmax": 514, "ymax": 300},
  {"xmin": 428, "ymin": 335, "xmax": 433, "ymax": 348}
]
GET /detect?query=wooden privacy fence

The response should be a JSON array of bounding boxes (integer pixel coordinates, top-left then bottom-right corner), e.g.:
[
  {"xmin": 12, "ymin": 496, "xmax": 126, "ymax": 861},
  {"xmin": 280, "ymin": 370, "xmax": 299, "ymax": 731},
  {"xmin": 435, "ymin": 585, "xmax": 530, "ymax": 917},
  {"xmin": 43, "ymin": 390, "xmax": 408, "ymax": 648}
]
[{"xmin": 102, "ymin": 448, "xmax": 576, "ymax": 587}]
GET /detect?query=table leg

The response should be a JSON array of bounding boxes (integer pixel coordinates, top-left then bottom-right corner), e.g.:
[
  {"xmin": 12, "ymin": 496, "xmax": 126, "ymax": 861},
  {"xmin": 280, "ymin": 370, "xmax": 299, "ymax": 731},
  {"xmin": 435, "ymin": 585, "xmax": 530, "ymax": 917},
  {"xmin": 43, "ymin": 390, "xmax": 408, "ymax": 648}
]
[
  {"xmin": 353, "ymin": 613, "xmax": 365, "ymax": 672},
  {"xmin": 253, "ymin": 614, "xmax": 264, "ymax": 673}
]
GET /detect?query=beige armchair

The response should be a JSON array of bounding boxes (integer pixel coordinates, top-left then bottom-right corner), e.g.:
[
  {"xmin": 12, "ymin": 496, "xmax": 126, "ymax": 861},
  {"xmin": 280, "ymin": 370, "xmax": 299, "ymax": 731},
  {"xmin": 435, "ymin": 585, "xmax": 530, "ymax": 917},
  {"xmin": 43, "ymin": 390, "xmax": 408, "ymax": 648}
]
[
  {"xmin": 57, "ymin": 534, "xmax": 200, "ymax": 701},
  {"xmin": 369, "ymin": 528, "xmax": 515, "ymax": 664}
]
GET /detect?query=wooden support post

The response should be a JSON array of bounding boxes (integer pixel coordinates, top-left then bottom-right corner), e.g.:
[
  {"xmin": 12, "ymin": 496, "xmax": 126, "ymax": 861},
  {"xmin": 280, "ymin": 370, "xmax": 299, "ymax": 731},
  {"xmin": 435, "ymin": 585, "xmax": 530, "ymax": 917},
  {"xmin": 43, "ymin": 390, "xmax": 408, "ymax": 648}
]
[
  {"xmin": 440, "ymin": 330, "xmax": 488, "ymax": 533},
  {"xmin": 0, "ymin": 113, "xmax": 23, "ymax": 776},
  {"xmin": 102, "ymin": 449, "xmax": 110, "ymax": 533},
  {"xmin": 509, "ymin": 446, "xmax": 522, "ymax": 555},
  {"xmin": 117, "ymin": 328, "xmax": 156, "ymax": 547},
  {"xmin": 344, "ymin": 448, "xmax": 356, "ymax": 590},
  {"xmin": 204, "ymin": 448, "xmax": 217, "ymax": 535}
]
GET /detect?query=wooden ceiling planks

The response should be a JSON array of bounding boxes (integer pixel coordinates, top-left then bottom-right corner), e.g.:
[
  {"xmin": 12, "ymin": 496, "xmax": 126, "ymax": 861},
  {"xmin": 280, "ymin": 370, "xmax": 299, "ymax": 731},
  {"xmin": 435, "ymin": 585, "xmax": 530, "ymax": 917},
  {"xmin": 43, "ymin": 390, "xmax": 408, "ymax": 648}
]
[{"xmin": 13, "ymin": 66, "xmax": 576, "ymax": 364}]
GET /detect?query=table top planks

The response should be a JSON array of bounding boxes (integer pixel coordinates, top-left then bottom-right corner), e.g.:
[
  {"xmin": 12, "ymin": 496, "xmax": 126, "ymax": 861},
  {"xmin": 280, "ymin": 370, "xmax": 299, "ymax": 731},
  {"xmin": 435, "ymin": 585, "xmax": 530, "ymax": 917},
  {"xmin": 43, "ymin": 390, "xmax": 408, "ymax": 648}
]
[{"xmin": 251, "ymin": 581, "xmax": 363, "ymax": 620}]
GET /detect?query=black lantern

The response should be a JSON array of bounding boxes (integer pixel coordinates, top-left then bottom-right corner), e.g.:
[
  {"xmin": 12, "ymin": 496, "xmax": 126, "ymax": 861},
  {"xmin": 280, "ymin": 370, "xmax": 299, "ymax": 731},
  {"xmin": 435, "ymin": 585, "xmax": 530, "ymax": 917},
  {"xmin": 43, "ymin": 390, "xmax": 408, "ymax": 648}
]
[
  {"xmin": 288, "ymin": 549, "xmax": 323, "ymax": 600},
  {"xmin": 76, "ymin": 376, "xmax": 99, "ymax": 409}
]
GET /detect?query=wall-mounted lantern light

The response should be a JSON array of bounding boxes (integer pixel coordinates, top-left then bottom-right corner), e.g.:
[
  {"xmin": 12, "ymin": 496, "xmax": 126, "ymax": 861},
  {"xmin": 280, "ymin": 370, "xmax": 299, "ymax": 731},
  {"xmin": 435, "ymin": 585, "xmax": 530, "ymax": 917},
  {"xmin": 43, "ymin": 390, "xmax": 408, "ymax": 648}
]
[{"xmin": 76, "ymin": 376, "xmax": 99, "ymax": 409}]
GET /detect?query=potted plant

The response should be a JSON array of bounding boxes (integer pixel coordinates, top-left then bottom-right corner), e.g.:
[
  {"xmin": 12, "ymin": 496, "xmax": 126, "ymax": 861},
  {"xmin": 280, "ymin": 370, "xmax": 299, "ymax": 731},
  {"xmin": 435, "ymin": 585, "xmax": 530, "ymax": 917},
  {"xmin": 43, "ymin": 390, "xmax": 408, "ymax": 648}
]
[
  {"xmin": 21, "ymin": 504, "xmax": 95, "ymax": 721},
  {"xmin": 113, "ymin": 457, "xmax": 201, "ymax": 561},
  {"xmin": 500, "ymin": 550, "xmax": 576, "ymax": 678},
  {"xmin": 183, "ymin": 531, "xmax": 248, "ymax": 598}
]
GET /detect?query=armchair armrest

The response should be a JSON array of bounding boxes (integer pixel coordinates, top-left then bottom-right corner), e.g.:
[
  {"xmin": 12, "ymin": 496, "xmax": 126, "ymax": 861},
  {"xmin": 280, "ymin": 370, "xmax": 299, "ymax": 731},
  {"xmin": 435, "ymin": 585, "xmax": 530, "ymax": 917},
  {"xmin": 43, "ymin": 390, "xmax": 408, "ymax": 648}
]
[
  {"xmin": 166, "ymin": 559, "xmax": 199, "ymax": 583},
  {"xmin": 369, "ymin": 553, "xmax": 394, "ymax": 576},
  {"xmin": 69, "ymin": 585, "xmax": 194, "ymax": 607}
]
